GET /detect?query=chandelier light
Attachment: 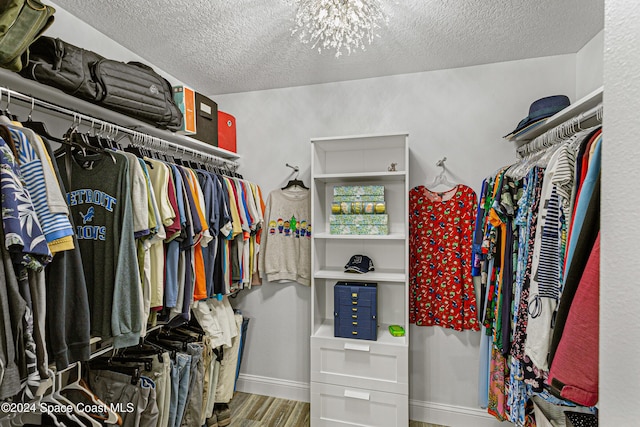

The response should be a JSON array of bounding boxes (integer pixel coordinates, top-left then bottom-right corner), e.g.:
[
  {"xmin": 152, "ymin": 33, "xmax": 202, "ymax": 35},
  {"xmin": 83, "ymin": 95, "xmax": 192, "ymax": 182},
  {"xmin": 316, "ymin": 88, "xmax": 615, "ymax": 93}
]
[{"xmin": 290, "ymin": 0, "xmax": 389, "ymax": 58}]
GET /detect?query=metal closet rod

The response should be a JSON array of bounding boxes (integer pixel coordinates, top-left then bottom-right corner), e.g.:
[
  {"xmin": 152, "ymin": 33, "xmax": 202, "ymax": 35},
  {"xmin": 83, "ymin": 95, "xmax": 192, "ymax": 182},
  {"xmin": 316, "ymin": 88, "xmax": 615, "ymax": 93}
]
[
  {"xmin": 0, "ymin": 86, "xmax": 239, "ymax": 170},
  {"xmin": 516, "ymin": 103, "xmax": 603, "ymax": 157}
]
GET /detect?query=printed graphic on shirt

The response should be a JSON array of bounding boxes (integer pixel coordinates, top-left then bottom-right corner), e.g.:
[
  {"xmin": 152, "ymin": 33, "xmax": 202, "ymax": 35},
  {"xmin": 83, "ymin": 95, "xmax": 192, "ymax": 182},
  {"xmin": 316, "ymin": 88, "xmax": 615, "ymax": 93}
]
[
  {"xmin": 80, "ymin": 206, "xmax": 95, "ymax": 224},
  {"xmin": 67, "ymin": 189, "xmax": 117, "ymax": 212},
  {"xmin": 270, "ymin": 215, "xmax": 311, "ymax": 238},
  {"xmin": 67, "ymin": 189, "xmax": 117, "ymax": 241}
]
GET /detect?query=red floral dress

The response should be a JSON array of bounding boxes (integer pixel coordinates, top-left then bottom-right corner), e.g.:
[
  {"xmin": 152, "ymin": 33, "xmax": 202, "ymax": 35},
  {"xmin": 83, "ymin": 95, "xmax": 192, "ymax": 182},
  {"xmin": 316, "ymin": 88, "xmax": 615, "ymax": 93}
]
[{"xmin": 409, "ymin": 185, "xmax": 480, "ymax": 331}]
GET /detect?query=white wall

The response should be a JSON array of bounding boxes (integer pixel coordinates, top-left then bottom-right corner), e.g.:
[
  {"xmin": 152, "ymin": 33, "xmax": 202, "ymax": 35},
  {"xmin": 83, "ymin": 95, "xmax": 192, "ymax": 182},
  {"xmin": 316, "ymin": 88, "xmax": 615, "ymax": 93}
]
[
  {"xmin": 601, "ymin": 1, "xmax": 640, "ymax": 425},
  {"xmin": 576, "ymin": 30, "xmax": 604, "ymax": 99},
  {"xmin": 44, "ymin": 1, "xmax": 186, "ymax": 86},
  {"xmin": 215, "ymin": 54, "xmax": 577, "ymax": 420}
]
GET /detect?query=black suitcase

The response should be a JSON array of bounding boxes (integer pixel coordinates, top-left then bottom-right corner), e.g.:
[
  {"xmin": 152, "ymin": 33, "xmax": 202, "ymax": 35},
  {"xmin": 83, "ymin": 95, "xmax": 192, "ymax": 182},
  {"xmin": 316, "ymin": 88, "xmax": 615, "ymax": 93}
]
[{"xmin": 21, "ymin": 36, "xmax": 182, "ymax": 130}]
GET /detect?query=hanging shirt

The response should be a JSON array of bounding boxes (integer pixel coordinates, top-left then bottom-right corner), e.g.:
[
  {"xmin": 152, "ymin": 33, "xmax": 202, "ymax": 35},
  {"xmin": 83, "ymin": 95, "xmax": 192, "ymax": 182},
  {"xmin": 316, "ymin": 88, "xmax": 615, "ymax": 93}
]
[
  {"xmin": 57, "ymin": 150, "xmax": 142, "ymax": 348},
  {"xmin": 40, "ymin": 136, "xmax": 91, "ymax": 370},
  {"xmin": 166, "ymin": 164, "xmax": 187, "ymax": 314},
  {"xmin": 525, "ymin": 147, "xmax": 565, "ymax": 370},
  {"xmin": 409, "ymin": 185, "xmax": 479, "ymax": 331},
  {"xmin": 145, "ymin": 158, "xmax": 174, "ymax": 310},
  {"xmin": 4, "ymin": 122, "xmax": 68, "ymax": 216},
  {"xmin": 213, "ymin": 175, "xmax": 232, "ymax": 295},
  {"xmin": 120, "ymin": 152, "xmax": 150, "ymax": 238},
  {"xmin": 8, "ymin": 125, "xmax": 74, "ymax": 254},
  {"xmin": 164, "ymin": 168, "xmax": 181, "ymax": 241},
  {"xmin": 0, "ymin": 135, "xmax": 51, "ymax": 269},
  {"xmin": 197, "ymin": 170, "xmax": 219, "ymax": 298},
  {"xmin": 258, "ymin": 188, "xmax": 311, "ymax": 286}
]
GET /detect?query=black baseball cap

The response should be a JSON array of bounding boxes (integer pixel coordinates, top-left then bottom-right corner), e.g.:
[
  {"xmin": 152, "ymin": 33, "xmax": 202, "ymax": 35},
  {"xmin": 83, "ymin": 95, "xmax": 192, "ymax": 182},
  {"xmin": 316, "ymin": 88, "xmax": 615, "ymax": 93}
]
[{"xmin": 344, "ymin": 255, "xmax": 375, "ymax": 274}]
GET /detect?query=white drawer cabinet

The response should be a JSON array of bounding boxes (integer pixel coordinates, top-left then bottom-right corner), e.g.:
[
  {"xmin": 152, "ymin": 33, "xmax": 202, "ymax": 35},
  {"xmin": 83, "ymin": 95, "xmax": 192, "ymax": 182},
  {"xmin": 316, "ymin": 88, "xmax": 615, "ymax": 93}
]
[
  {"xmin": 311, "ymin": 382, "xmax": 409, "ymax": 427},
  {"xmin": 311, "ymin": 337, "xmax": 408, "ymax": 394}
]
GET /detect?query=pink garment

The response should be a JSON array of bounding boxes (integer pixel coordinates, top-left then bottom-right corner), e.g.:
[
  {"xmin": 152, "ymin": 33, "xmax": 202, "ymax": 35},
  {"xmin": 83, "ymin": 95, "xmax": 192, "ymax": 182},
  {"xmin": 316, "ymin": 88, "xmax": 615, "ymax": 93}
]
[{"xmin": 548, "ymin": 233, "xmax": 600, "ymax": 407}]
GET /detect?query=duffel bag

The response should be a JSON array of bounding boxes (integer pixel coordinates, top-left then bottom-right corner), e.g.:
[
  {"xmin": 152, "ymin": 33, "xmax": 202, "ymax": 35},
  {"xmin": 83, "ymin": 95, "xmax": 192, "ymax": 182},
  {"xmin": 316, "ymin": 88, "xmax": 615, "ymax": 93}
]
[
  {"xmin": 21, "ymin": 36, "xmax": 103, "ymax": 101},
  {"xmin": 92, "ymin": 59, "xmax": 182, "ymax": 130},
  {"xmin": 21, "ymin": 36, "xmax": 183, "ymax": 130},
  {"xmin": 0, "ymin": 0, "xmax": 55, "ymax": 71}
]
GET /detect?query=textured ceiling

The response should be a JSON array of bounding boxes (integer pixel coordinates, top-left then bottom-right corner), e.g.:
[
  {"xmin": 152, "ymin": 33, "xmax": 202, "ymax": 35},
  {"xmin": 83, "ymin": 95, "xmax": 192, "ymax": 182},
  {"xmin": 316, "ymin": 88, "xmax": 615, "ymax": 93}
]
[{"xmin": 51, "ymin": 0, "xmax": 603, "ymax": 95}]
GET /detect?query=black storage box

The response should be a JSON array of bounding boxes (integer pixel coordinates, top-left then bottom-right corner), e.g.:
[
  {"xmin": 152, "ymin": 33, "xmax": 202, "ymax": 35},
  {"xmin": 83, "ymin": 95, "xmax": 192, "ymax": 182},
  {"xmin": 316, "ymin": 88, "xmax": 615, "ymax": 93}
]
[
  {"xmin": 334, "ymin": 282, "xmax": 377, "ymax": 340},
  {"xmin": 191, "ymin": 92, "xmax": 218, "ymax": 146}
]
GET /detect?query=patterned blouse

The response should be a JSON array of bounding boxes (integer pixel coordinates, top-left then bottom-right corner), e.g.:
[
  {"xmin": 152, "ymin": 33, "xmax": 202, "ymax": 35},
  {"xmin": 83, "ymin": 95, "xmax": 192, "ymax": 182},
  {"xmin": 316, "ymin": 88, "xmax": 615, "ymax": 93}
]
[{"xmin": 409, "ymin": 184, "xmax": 479, "ymax": 331}]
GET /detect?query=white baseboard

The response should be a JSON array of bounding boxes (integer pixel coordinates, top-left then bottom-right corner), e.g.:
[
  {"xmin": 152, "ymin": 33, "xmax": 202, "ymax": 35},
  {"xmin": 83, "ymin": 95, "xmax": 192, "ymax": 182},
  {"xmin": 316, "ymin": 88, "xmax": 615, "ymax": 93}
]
[
  {"xmin": 236, "ymin": 373, "xmax": 310, "ymax": 402},
  {"xmin": 409, "ymin": 399, "xmax": 504, "ymax": 427},
  {"xmin": 236, "ymin": 375, "xmax": 502, "ymax": 426}
]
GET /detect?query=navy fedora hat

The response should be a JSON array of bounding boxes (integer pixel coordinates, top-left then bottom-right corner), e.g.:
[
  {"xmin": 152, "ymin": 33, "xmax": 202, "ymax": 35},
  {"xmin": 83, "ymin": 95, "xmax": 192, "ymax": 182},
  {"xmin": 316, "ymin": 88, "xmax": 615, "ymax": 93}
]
[{"xmin": 506, "ymin": 95, "xmax": 571, "ymax": 137}]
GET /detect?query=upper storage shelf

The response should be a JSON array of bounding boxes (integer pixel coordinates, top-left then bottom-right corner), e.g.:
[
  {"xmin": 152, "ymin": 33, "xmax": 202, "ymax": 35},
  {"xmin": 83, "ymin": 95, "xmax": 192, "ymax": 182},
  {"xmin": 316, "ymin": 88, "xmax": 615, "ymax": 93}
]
[
  {"xmin": 0, "ymin": 68, "xmax": 240, "ymax": 160},
  {"xmin": 314, "ymin": 171, "xmax": 406, "ymax": 183},
  {"xmin": 312, "ymin": 133, "xmax": 408, "ymax": 176},
  {"xmin": 507, "ymin": 86, "xmax": 603, "ymax": 143}
]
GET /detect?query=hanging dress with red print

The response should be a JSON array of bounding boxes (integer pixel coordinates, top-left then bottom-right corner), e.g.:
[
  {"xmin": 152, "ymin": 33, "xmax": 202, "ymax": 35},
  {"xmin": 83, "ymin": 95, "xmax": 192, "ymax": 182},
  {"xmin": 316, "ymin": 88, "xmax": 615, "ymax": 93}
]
[{"xmin": 409, "ymin": 184, "xmax": 480, "ymax": 331}]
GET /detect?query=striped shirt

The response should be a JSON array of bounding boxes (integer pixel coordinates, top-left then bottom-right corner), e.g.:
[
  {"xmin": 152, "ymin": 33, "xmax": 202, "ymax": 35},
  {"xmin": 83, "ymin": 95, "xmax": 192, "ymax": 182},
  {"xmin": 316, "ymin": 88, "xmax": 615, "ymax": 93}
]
[{"xmin": 11, "ymin": 128, "xmax": 74, "ymax": 244}]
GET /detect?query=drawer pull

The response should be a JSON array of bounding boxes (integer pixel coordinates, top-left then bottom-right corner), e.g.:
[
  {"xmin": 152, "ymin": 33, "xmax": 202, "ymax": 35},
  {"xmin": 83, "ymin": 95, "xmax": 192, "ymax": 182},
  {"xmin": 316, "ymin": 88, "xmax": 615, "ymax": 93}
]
[
  {"xmin": 352, "ymin": 307, "xmax": 358, "ymax": 312},
  {"xmin": 344, "ymin": 343, "xmax": 370, "ymax": 352},
  {"xmin": 352, "ymin": 301, "xmax": 357, "ymax": 305},
  {"xmin": 351, "ymin": 315, "xmax": 357, "ymax": 319},
  {"xmin": 352, "ymin": 331, "xmax": 358, "ymax": 335},
  {"xmin": 344, "ymin": 389, "xmax": 370, "ymax": 401},
  {"xmin": 352, "ymin": 321, "xmax": 358, "ymax": 326}
]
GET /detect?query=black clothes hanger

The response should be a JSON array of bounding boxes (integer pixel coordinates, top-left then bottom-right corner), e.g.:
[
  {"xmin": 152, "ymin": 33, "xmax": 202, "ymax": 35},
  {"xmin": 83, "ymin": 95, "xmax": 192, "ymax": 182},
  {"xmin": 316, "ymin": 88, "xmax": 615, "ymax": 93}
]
[
  {"xmin": 106, "ymin": 356, "xmax": 154, "ymax": 372},
  {"xmin": 119, "ymin": 344, "xmax": 168, "ymax": 363},
  {"xmin": 282, "ymin": 178, "xmax": 308, "ymax": 190},
  {"xmin": 21, "ymin": 119, "xmax": 65, "ymax": 144},
  {"xmin": 282, "ymin": 164, "xmax": 307, "ymax": 189},
  {"xmin": 14, "ymin": 97, "xmax": 66, "ymax": 143},
  {"xmin": 87, "ymin": 360, "xmax": 141, "ymax": 385}
]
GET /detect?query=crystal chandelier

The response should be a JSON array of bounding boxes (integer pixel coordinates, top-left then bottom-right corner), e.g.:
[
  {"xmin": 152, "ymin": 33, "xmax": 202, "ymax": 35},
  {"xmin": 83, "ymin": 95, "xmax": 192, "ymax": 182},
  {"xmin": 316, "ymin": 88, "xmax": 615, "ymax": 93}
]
[{"xmin": 290, "ymin": 0, "xmax": 389, "ymax": 58}]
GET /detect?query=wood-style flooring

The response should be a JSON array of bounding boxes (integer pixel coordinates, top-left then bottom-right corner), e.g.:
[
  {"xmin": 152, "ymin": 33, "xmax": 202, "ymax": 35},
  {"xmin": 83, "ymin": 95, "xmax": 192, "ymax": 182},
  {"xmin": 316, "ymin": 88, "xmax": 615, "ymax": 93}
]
[{"xmin": 228, "ymin": 392, "xmax": 448, "ymax": 427}]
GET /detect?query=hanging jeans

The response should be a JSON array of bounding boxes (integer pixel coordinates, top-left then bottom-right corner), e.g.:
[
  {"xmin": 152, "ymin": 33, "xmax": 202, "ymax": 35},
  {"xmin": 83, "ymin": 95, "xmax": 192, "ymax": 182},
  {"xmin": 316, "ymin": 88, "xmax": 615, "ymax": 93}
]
[
  {"xmin": 169, "ymin": 353, "xmax": 191, "ymax": 427},
  {"xmin": 180, "ymin": 343, "xmax": 204, "ymax": 426}
]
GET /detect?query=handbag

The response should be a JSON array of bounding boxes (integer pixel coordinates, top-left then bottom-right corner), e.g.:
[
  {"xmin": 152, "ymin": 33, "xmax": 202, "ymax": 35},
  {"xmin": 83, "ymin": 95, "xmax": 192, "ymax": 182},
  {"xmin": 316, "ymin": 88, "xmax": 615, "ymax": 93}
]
[{"xmin": 0, "ymin": 0, "xmax": 55, "ymax": 71}]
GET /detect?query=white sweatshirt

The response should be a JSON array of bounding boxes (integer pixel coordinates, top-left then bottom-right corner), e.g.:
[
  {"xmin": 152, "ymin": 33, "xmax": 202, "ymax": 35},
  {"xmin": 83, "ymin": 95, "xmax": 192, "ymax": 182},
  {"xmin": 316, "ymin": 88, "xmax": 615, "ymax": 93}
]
[{"xmin": 258, "ymin": 188, "xmax": 311, "ymax": 286}]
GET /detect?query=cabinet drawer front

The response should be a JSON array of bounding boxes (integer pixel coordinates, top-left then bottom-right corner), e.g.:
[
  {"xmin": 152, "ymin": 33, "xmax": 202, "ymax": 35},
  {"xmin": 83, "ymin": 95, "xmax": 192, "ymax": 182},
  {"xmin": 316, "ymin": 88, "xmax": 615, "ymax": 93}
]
[
  {"xmin": 311, "ymin": 382, "xmax": 408, "ymax": 427},
  {"xmin": 336, "ymin": 305, "xmax": 374, "ymax": 319},
  {"xmin": 311, "ymin": 338, "xmax": 408, "ymax": 394}
]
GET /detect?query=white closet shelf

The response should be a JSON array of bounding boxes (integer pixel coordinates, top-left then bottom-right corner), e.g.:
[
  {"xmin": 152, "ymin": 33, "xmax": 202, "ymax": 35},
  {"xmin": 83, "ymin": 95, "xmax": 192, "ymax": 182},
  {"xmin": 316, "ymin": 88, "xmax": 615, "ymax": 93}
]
[
  {"xmin": 509, "ymin": 85, "xmax": 603, "ymax": 143},
  {"xmin": 314, "ymin": 268, "xmax": 406, "ymax": 282},
  {"xmin": 314, "ymin": 171, "xmax": 406, "ymax": 183},
  {"xmin": 0, "ymin": 68, "xmax": 240, "ymax": 161},
  {"xmin": 314, "ymin": 232, "xmax": 406, "ymax": 240},
  {"xmin": 313, "ymin": 320, "xmax": 408, "ymax": 346}
]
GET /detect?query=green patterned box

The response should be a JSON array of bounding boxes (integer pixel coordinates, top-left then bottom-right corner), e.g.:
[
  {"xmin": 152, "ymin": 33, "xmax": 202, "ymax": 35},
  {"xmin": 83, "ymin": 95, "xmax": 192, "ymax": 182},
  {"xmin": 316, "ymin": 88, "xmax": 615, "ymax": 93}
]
[
  {"xmin": 333, "ymin": 185, "xmax": 385, "ymax": 196},
  {"xmin": 329, "ymin": 214, "xmax": 388, "ymax": 225},
  {"xmin": 333, "ymin": 195, "xmax": 385, "ymax": 202},
  {"xmin": 330, "ymin": 224, "xmax": 389, "ymax": 235}
]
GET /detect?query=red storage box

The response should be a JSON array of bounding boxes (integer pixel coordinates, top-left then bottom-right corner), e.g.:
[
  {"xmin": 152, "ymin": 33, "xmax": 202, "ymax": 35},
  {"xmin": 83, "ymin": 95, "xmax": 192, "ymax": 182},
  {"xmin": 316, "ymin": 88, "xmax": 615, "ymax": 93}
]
[{"xmin": 218, "ymin": 111, "xmax": 236, "ymax": 153}]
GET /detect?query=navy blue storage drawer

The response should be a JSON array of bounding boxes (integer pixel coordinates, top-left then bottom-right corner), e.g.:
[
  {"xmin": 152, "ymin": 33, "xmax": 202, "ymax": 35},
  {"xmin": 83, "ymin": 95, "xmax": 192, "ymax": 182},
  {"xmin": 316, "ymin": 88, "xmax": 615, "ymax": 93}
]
[{"xmin": 334, "ymin": 282, "xmax": 377, "ymax": 341}]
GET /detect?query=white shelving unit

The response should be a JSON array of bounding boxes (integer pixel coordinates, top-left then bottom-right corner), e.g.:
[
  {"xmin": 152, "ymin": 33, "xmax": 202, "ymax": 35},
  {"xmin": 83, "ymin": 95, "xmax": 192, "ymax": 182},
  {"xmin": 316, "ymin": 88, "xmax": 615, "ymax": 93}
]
[{"xmin": 310, "ymin": 133, "xmax": 409, "ymax": 426}]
